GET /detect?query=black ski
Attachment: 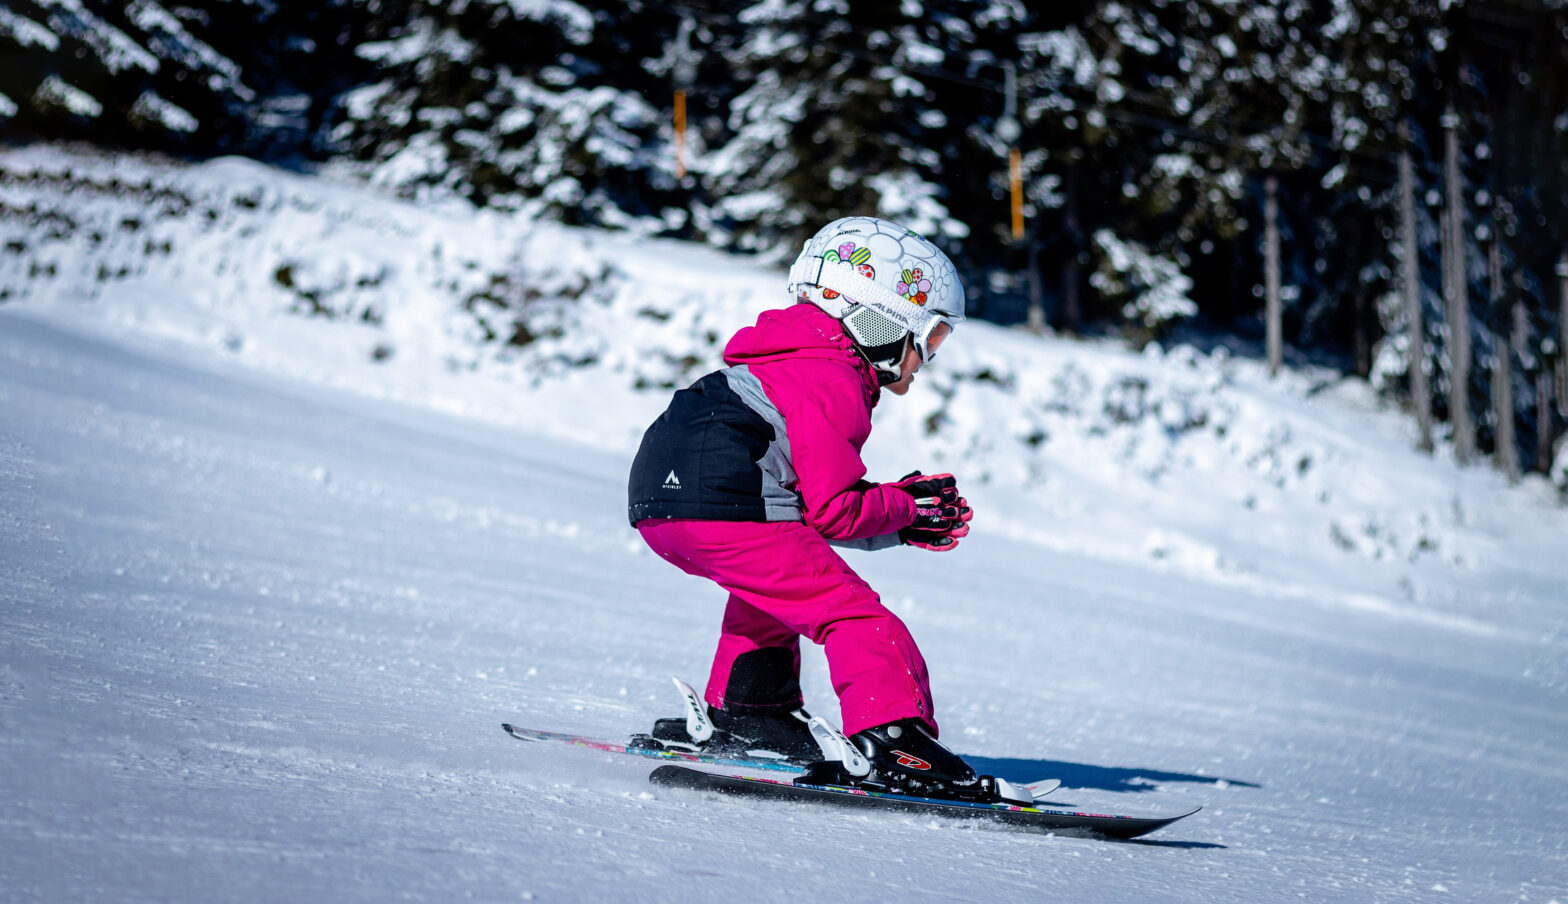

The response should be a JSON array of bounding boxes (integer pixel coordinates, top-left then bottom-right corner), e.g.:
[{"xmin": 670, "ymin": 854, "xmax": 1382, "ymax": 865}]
[
  {"xmin": 649, "ymin": 764, "xmax": 1199, "ymax": 840},
  {"xmin": 501, "ymin": 723, "xmax": 806, "ymax": 773}
]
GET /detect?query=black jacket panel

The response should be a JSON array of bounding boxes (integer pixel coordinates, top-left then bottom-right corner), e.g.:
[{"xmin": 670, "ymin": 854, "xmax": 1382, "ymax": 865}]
[{"xmin": 628, "ymin": 370, "xmax": 778, "ymax": 524}]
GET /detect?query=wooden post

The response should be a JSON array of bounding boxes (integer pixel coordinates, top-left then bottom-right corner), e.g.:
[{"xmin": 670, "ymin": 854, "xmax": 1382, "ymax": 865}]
[
  {"xmin": 673, "ymin": 89, "xmax": 687, "ymax": 179},
  {"xmin": 1443, "ymin": 104, "xmax": 1476, "ymax": 464},
  {"xmin": 1000, "ymin": 62, "xmax": 1024, "ymax": 243},
  {"xmin": 1264, "ymin": 175, "xmax": 1282, "ymax": 377},
  {"xmin": 672, "ymin": 15, "xmax": 694, "ymax": 182},
  {"xmin": 997, "ymin": 61, "xmax": 1035, "ymax": 329},
  {"xmin": 1009, "ymin": 148, "xmax": 1024, "ymax": 242},
  {"xmin": 1399, "ymin": 124, "xmax": 1433, "ymax": 452}
]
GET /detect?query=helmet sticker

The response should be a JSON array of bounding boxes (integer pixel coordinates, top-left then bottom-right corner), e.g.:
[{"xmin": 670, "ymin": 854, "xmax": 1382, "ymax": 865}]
[
  {"xmin": 897, "ymin": 268, "xmax": 931, "ymax": 306},
  {"xmin": 820, "ymin": 242, "xmax": 875, "ymax": 300}
]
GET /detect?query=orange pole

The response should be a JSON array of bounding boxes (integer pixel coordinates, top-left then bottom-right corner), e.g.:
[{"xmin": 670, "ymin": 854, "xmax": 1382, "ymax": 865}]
[
  {"xmin": 674, "ymin": 90, "xmax": 687, "ymax": 179},
  {"xmin": 1009, "ymin": 146, "xmax": 1024, "ymax": 240}
]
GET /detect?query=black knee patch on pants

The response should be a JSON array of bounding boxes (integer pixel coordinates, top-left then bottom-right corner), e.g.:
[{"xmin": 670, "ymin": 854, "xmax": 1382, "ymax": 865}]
[{"xmin": 723, "ymin": 647, "xmax": 802, "ymax": 709}]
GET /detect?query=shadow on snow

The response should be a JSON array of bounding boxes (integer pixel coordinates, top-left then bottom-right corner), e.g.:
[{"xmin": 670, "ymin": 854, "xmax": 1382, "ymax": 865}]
[{"xmin": 963, "ymin": 753, "xmax": 1261, "ymax": 796}]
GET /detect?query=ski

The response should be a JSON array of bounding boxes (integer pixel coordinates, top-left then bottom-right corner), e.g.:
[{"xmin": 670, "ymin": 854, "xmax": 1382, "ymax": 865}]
[
  {"xmin": 648, "ymin": 764, "xmax": 1198, "ymax": 840},
  {"xmin": 501, "ymin": 723, "xmax": 806, "ymax": 774},
  {"xmin": 503, "ymin": 723, "xmax": 1065, "ymax": 800}
]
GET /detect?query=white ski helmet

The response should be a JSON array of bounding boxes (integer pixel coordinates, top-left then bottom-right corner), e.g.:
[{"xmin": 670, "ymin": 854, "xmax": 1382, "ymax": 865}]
[{"xmin": 787, "ymin": 216, "xmax": 965, "ymax": 383}]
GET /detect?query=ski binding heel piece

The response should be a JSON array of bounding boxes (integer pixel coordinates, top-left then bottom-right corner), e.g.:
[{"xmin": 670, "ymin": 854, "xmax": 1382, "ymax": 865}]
[
  {"xmin": 807, "ymin": 716, "xmax": 870, "ymax": 777},
  {"xmin": 671, "ymin": 676, "xmax": 714, "ymax": 743}
]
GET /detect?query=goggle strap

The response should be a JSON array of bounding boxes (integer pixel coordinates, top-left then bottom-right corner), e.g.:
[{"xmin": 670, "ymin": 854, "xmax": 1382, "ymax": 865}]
[{"xmin": 791, "ymin": 256, "xmax": 916, "ymax": 324}]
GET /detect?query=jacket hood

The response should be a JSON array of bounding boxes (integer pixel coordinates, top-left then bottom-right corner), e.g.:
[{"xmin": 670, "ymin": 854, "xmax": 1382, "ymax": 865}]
[{"xmin": 723, "ymin": 303, "xmax": 882, "ymax": 404}]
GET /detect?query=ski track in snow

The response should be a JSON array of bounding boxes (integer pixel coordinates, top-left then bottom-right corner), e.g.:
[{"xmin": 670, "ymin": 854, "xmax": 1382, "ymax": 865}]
[{"xmin": 2, "ymin": 311, "xmax": 1566, "ymax": 903}]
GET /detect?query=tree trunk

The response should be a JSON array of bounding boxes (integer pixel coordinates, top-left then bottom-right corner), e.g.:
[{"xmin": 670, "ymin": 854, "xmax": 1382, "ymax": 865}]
[
  {"xmin": 1026, "ymin": 238, "xmax": 1045, "ymax": 335},
  {"xmin": 1264, "ymin": 174, "xmax": 1282, "ymax": 377},
  {"xmin": 1490, "ymin": 239, "xmax": 1520, "ymax": 482},
  {"xmin": 1558, "ymin": 252, "xmax": 1568, "ymax": 421},
  {"xmin": 1399, "ymin": 128, "xmax": 1433, "ymax": 452},
  {"xmin": 1353, "ymin": 283, "xmax": 1370, "ymax": 379},
  {"xmin": 1539, "ymin": 367, "xmax": 1555, "ymax": 475},
  {"xmin": 1443, "ymin": 105, "xmax": 1476, "ymax": 464},
  {"xmin": 1554, "ymin": 250, "xmax": 1568, "ymax": 473},
  {"xmin": 1059, "ymin": 155, "xmax": 1082, "ymax": 334}
]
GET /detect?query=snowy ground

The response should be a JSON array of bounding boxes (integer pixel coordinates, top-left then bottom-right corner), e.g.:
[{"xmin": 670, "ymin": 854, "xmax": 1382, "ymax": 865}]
[{"xmin": 2, "ymin": 149, "xmax": 1567, "ymax": 902}]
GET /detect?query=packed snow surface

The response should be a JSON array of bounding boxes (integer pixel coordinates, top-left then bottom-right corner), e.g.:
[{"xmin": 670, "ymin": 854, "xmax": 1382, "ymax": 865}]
[{"xmin": 2, "ymin": 148, "xmax": 1566, "ymax": 903}]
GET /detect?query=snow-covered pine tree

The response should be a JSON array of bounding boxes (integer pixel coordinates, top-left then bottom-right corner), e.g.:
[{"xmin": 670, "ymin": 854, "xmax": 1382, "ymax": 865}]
[
  {"xmin": 700, "ymin": 0, "xmax": 978, "ymax": 254},
  {"xmin": 219, "ymin": 1, "xmax": 375, "ymax": 163},
  {"xmin": 0, "ymin": 0, "xmax": 368, "ymax": 160},
  {"xmin": 329, "ymin": 0, "xmax": 680, "ymax": 225},
  {"xmin": 1006, "ymin": 1, "xmax": 1213, "ymax": 334},
  {"xmin": 0, "ymin": 0, "xmax": 260, "ymax": 152}
]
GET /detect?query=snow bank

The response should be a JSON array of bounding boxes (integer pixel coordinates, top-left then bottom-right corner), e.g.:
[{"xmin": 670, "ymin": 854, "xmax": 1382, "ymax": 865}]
[{"xmin": 2, "ymin": 145, "xmax": 1563, "ymax": 639}]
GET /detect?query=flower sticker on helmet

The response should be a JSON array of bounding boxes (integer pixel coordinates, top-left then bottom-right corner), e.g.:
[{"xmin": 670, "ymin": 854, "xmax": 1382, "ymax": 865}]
[
  {"xmin": 819, "ymin": 242, "xmax": 876, "ymax": 299},
  {"xmin": 897, "ymin": 268, "xmax": 932, "ymax": 305}
]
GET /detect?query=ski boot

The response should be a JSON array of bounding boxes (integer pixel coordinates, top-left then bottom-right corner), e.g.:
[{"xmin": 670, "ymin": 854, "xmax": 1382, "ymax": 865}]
[{"xmin": 798, "ymin": 717, "xmax": 1032, "ymax": 806}]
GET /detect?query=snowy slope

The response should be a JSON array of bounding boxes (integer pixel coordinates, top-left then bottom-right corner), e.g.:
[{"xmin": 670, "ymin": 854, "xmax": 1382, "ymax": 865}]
[{"xmin": 2, "ymin": 148, "xmax": 1567, "ymax": 902}]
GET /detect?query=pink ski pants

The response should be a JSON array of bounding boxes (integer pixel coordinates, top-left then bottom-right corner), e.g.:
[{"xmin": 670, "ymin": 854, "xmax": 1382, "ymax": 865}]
[{"xmin": 637, "ymin": 518, "xmax": 937, "ymax": 737}]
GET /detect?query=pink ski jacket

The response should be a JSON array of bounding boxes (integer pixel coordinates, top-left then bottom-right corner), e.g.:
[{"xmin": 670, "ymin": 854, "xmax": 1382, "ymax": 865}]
[
  {"xmin": 627, "ymin": 303, "xmax": 916, "ymax": 545},
  {"xmin": 724, "ymin": 303, "xmax": 915, "ymax": 541}
]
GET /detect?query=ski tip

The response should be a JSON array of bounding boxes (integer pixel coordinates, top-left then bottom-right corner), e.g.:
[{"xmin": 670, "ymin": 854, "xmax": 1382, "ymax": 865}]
[{"xmin": 647, "ymin": 764, "xmax": 702, "ymax": 789}]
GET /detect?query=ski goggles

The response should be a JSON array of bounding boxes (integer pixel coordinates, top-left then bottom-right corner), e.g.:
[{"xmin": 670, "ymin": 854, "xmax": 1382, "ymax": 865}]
[
  {"xmin": 840, "ymin": 304, "xmax": 957, "ymax": 365},
  {"xmin": 915, "ymin": 317, "xmax": 955, "ymax": 363}
]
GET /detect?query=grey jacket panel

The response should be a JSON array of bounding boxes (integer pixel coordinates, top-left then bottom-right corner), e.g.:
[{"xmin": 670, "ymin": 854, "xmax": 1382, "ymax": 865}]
[
  {"xmin": 681, "ymin": 364, "xmax": 901, "ymax": 549},
  {"xmin": 827, "ymin": 533, "xmax": 905, "ymax": 552},
  {"xmin": 720, "ymin": 365, "xmax": 802, "ymax": 523}
]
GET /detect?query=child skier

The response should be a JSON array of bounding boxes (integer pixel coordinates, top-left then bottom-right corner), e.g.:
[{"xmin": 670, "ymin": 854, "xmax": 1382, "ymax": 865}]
[{"xmin": 627, "ymin": 216, "xmax": 1010, "ymax": 803}]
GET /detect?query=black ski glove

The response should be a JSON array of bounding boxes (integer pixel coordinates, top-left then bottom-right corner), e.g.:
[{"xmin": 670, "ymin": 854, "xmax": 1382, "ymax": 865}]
[{"xmin": 887, "ymin": 471, "xmax": 973, "ymax": 551}]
